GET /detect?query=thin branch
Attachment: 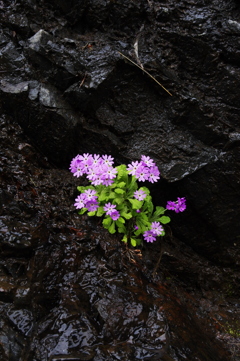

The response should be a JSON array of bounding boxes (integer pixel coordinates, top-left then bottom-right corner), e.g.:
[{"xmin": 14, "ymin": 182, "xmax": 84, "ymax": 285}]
[{"xmin": 118, "ymin": 51, "xmax": 172, "ymax": 96}]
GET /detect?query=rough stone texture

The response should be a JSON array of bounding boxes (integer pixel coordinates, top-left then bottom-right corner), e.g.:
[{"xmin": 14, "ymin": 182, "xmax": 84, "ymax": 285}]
[
  {"xmin": 0, "ymin": 0, "xmax": 240, "ymax": 359},
  {"xmin": 1, "ymin": 0, "xmax": 239, "ymax": 264}
]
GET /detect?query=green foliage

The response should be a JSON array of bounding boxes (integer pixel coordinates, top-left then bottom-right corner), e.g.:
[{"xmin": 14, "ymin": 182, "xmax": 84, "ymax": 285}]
[{"xmin": 75, "ymin": 164, "xmax": 171, "ymax": 247}]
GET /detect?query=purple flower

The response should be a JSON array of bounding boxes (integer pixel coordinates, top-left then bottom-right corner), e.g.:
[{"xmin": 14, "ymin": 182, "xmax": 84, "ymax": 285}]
[
  {"xmin": 79, "ymin": 153, "xmax": 91, "ymax": 162},
  {"xmin": 74, "ymin": 193, "xmax": 86, "ymax": 209},
  {"xmin": 127, "ymin": 161, "xmax": 141, "ymax": 176},
  {"xmin": 83, "ymin": 189, "xmax": 98, "ymax": 202},
  {"xmin": 148, "ymin": 165, "xmax": 160, "ymax": 183},
  {"xmin": 134, "ymin": 225, "xmax": 139, "ymax": 230},
  {"xmin": 86, "ymin": 167, "xmax": 99, "ymax": 181},
  {"xmin": 136, "ymin": 209, "xmax": 141, "ymax": 213},
  {"xmin": 104, "ymin": 166, "xmax": 117, "ymax": 179},
  {"xmin": 110, "ymin": 211, "xmax": 120, "ymax": 221},
  {"xmin": 102, "ymin": 178, "xmax": 114, "ymax": 186},
  {"xmin": 150, "ymin": 222, "xmax": 164, "ymax": 236},
  {"xmin": 104, "ymin": 202, "xmax": 117, "ymax": 215},
  {"xmin": 135, "ymin": 165, "xmax": 149, "ymax": 182},
  {"xmin": 143, "ymin": 230, "xmax": 157, "ymax": 243},
  {"xmin": 166, "ymin": 197, "xmax": 186, "ymax": 213},
  {"xmin": 102, "ymin": 154, "xmax": 114, "ymax": 166},
  {"xmin": 85, "ymin": 200, "xmax": 99, "ymax": 212},
  {"xmin": 134, "ymin": 189, "xmax": 147, "ymax": 201},
  {"xmin": 141, "ymin": 155, "xmax": 155, "ymax": 167}
]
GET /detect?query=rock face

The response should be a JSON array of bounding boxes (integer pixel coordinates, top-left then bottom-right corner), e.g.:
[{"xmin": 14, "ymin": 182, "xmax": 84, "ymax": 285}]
[
  {"xmin": 0, "ymin": 0, "xmax": 239, "ymax": 266},
  {"xmin": 0, "ymin": 0, "xmax": 240, "ymax": 360}
]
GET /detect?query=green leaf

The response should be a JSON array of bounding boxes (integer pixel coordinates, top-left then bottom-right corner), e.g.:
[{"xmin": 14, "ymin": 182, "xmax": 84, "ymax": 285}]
[
  {"xmin": 153, "ymin": 206, "xmax": 165, "ymax": 217},
  {"xmin": 159, "ymin": 216, "xmax": 171, "ymax": 224},
  {"xmin": 128, "ymin": 198, "xmax": 142, "ymax": 209},
  {"xmin": 134, "ymin": 228, "xmax": 143, "ymax": 236},
  {"xmin": 102, "ymin": 216, "xmax": 112, "ymax": 229},
  {"xmin": 96, "ymin": 206, "xmax": 104, "ymax": 217},
  {"xmin": 121, "ymin": 212, "xmax": 132, "ymax": 220},
  {"xmin": 108, "ymin": 192, "xmax": 116, "ymax": 200},
  {"xmin": 114, "ymin": 197, "xmax": 124, "ymax": 205},
  {"xmin": 116, "ymin": 164, "xmax": 127, "ymax": 179},
  {"xmin": 121, "ymin": 235, "xmax": 128, "ymax": 243},
  {"xmin": 117, "ymin": 181, "xmax": 126, "ymax": 188},
  {"xmin": 109, "ymin": 221, "xmax": 116, "ymax": 234},
  {"xmin": 136, "ymin": 212, "xmax": 151, "ymax": 227},
  {"xmin": 78, "ymin": 208, "xmax": 87, "ymax": 215},
  {"xmin": 77, "ymin": 186, "xmax": 85, "ymax": 192},
  {"xmin": 146, "ymin": 201, "xmax": 154, "ymax": 214},
  {"xmin": 115, "ymin": 188, "xmax": 125, "ymax": 194},
  {"xmin": 117, "ymin": 225, "xmax": 126, "ymax": 234},
  {"xmin": 98, "ymin": 189, "xmax": 109, "ymax": 201},
  {"xmin": 130, "ymin": 238, "xmax": 137, "ymax": 247},
  {"xmin": 87, "ymin": 211, "xmax": 96, "ymax": 216},
  {"xmin": 117, "ymin": 217, "xmax": 125, "ymax": 224}
]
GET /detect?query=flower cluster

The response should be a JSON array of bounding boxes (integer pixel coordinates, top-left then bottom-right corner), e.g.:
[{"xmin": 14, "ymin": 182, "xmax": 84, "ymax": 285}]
[
  {"xmin": 103, "ymin": 202, "xmax": 120, "ymax": 221},
  {"xmin": 166, "ymin": 197, "xmax": 186, "ymax": 213},
  {"xmin": 127, "ymin": 155, "xmax": 160, "ymax": 183},
  {"xmin": 70, "ymin": 153, "xmax": 117, "ymax": 186},
  {"xmin": 74, "ymin": 189, "xmax": 99, "ymax": 212},
  {"xmin": 143, "ymin": 222, "xmax": 164, "ymax": 243},
  {"xmin": 70, "ymin": 153, "xmax": 186, "ymax": 247}
]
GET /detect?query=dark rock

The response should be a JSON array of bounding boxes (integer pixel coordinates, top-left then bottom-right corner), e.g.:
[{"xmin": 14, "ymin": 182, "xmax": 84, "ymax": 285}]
[{"xmin": 1, "ymin": 0, "xmax": 240, "ymax": 360}]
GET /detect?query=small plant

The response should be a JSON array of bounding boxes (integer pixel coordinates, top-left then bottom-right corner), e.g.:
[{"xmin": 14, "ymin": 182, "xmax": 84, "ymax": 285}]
[{"xmin": 70, "ymin": 153, "xmax": 186, "ymax": 247}]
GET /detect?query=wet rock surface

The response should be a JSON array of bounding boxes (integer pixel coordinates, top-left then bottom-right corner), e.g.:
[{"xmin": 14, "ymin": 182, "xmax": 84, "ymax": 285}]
[
  {"xmin": 1, "ymin": 114, "xmax": 239, "ymax": 360},
  {"xmin": 0, "ymin": 0, "xmax": 240, "ymax": 360}
]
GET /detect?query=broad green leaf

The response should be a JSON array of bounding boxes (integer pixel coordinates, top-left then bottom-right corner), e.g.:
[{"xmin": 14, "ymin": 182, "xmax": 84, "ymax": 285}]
[
  {"xmin": 77, "ymin": 186, "xmax": 85, "ymax": 192},
  {"xmin": 117, "ymin": 225, "xmax": 126, "ymax": 233},
  {"xmin": 153, "ymin": 206, "xmax": 165, "ymax": 217},
  {"xmin": 98, "ymin": 189, "xmax": 109, "ymax": 201},
  {"xmin": 122, "ymin": 235, "xmax": 128, "ymax": 243},
  {"xmin": 116, "ymin": 164, "xmax": 127, "ymax": 179},
  {"xmin": 146, "ymin": 201, "xmax": 154, "ymax": 214},
  {"xmin": 117, "ymin": 181, "xmax": 126, "ymax": 188},
  {"xmin": 78, "ymin": 208, "xmax": 87, "ymax": 215},
  {"xmin": 87, "ymin": 211, "xmax": 96, "ymax": 216},
  {"xmin": 109, "ymin": 221, "xmax": 116, "ymax": 234},
  {"xmin": 159, "ymin": 216, "xmax": 171, "ymax": 224},
  {"xmin": 108, "ymin": 192, "xmax": 116, "ymax": 199},
  {"xmin": 136, "ymin": 212, "xmax": 151, "ymax": 227},
  {"xmin": 121, "ymin": 212, "xmax": 132, "ymax": 220},
  {"xmin": 102, "ymin": 217, "xmax": 112, "ymax": 229},
  {"xmin": 116, "ymin": 217, "xmax": 125, "ymax": 224},
  {"xmin": 134, "ymin": 228, "xmax": 143, "ymax": 236},
  {"xmin": 130, "ymin": 238, "xmax": 137, "ymax": 247},
  {"xmin": 115, "ymin": 188, "xmax": 125, "ymax": 194},
  {"xmin": 114, "ymin": 197, "xmax": 124, "ymax": 205},
  {"xmin": 128, "ymin": 198, "xmax": 142, "ymax": 209},
  {"xmin": 96, "ymin": 206, "xmax": 104, "ymax": 217}
]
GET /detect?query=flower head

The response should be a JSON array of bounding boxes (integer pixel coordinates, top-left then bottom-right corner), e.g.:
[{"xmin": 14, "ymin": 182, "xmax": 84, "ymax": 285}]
[
  {"xmin": 150, "ymin": 222, "xmax": 164, "ymax": 236},
  {"xmin": 143, "ymin": 230, "xmax": 157, "ymax": 243},
  {"xmin": 134, "ymin": 189, "xmax": 147, "ymax": 201},
  {"xmin": 74, "ymin": 193, "xmax": 86, "ymax": 209},
  {"xmin": 166, "ymin": 197, "xmax": 186, "ymax": 213},
  {"xmin": 86, "ymin": 200, "xmax": 99, "ymax": 212},
  {"xmin": 110, "ymin": 210, "xmax": 120, "ymax": 221},
  {"xmin": 127, "ymin": 161, "xmax": 141, "ymax": 176},
  {"xmin": 104, "ymin": 202, "xmax": 117, "ymax": 215},
  {"xmin": 83, "ymin": 189, "xmax": 97, "ymax": 201},
  {"xmin": 135, "ymin": 165, "xmax": 149, "ymax": 182},
  {"xmin": 148, "ymin": 165, "xmax": 160, "ymax": 183},
  {"xmin": 141, "ymin": 155, "xmax": 155, "ymax": 167}
]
